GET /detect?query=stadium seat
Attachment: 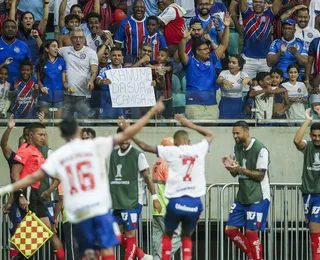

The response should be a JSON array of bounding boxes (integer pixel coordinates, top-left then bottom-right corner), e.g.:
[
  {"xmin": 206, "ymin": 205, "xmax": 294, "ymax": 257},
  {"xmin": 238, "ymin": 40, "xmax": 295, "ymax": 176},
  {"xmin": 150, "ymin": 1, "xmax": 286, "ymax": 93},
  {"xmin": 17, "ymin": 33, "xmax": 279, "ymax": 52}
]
[{"xmin": 172, "ymin": 74, "xmax": 186, "ymax": 109}]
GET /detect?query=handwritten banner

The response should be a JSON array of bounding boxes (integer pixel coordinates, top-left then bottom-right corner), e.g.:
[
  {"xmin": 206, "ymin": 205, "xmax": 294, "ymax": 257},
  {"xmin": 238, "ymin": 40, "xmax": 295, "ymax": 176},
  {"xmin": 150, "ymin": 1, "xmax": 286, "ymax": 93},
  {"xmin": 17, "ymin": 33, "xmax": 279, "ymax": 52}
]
[{"xmin": 106, "ymin": 67, "xmax": 156, "ymax": 108}]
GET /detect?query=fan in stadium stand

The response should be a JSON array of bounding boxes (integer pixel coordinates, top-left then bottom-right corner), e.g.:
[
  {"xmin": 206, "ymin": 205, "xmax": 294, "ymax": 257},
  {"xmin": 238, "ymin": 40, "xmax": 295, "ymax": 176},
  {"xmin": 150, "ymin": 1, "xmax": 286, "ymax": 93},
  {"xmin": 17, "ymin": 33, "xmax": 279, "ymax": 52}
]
[{"xmin": 113, "ymin": 9, "xmax": 127, "ymax": 24}]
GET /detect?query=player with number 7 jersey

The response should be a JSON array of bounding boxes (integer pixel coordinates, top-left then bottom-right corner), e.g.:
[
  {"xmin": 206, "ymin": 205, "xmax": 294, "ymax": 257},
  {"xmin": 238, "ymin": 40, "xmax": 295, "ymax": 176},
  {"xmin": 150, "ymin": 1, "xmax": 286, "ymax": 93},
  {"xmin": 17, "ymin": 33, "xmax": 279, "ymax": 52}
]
[
  {"xmin": 0, "ymin": 100, "xmax": 165, "ymax": 260},
  {"xmin": 120, "ymin": 113, "xmax": 214, "ymax": 260}
]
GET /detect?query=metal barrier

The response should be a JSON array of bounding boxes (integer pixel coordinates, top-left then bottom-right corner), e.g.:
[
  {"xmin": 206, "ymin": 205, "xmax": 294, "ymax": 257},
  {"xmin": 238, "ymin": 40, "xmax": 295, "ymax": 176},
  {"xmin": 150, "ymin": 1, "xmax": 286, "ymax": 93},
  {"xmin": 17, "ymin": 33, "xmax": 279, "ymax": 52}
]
[
  {"xmin": 0, "ymin": 183, "xmax": 309, "ymax": 260},
  {"xmin": 205, "ymin": 183, "xmax": 310, "ymax": 260}
]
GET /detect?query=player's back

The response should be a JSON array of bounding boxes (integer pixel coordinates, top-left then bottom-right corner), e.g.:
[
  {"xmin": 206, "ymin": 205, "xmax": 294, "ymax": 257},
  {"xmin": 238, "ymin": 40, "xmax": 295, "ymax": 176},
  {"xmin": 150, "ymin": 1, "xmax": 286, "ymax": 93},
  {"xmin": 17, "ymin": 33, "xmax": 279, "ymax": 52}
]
[
  {"xmin": 41, "ymin": 137, "xmax": 113, "ymax": 223},
  {"xmin": 157, "ymin": 139, "xmax": 209, "ymax": 199}
]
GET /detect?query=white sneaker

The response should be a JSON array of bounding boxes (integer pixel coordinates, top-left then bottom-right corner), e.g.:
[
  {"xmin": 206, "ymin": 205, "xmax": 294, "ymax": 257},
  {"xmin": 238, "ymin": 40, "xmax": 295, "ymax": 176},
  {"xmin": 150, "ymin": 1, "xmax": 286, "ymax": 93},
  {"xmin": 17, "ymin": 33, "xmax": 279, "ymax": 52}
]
[{"xmin": 142, "ymin": 254, "xmax": 153, "ymax": 260}]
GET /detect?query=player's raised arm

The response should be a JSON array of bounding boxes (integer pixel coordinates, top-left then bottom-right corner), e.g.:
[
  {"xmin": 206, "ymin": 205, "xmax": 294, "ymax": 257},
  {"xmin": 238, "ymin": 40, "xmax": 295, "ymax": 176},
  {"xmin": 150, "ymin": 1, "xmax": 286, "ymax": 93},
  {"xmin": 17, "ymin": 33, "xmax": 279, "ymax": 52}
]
[
  {"xmin": 294, "ymin": 108, "xmax": 312, "ymax": 151},
  {"xmin": 113, "ymin": 100, "xmax": 164, "ymax": 146},
  {"xmin": 0, "ymin": 169, "xmax": 46, "ymax": 196},
  {"xmin": 174, "ymin": 114, "xmax": 214, "ymax": 143},
  {"xmin": 117, "ymin": 117, "xmax": 157, "ymax": 153}
]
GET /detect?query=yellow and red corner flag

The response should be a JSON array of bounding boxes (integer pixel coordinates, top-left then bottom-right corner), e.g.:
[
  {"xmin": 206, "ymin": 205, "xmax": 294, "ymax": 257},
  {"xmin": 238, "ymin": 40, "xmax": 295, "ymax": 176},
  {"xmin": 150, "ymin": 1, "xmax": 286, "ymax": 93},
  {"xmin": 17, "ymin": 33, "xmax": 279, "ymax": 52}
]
[{"xmin": 9, "ymin": 211, "xmax": 53, "ymax": 259}]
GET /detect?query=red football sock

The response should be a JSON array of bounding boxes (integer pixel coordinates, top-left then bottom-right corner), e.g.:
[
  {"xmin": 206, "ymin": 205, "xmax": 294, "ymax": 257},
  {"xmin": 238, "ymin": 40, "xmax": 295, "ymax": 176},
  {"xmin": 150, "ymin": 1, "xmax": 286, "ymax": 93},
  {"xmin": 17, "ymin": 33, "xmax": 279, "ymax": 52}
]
[
  {"xmin": 102, "ymin": 256, "xmax": 115, "ymax": 260},
  {"xmin": 225, "ymin": 229, "xmax": 253, "ymax": 258},
  {"xmin": 119, "ymin": 234, "xmax": 128, "ymax": 248},
  {"xmin": 119, "ymin": 234, "xmax": 145, "ymax": 259},
  {"xmin": 54, "ymin": 248, "xmax": 65, "ymax": 260},
  {"xmin": 136, "ymin": 247, "xmax": 146, "ymax": 259},
  {"xmin": 10, "ymin": 248, "xmax": 19, "ymax": 257},
  {"xmin": 182, "ymin": 237, "xmax": 192, "ymax": 260},
  {"xmin": 246, "ymin": 231, "xmax": 262, "ymax": 260},
  {"xmin": 162, "ymin": 235, "xmax": 172, "ymax": 260},
  {"xmin": 125, "ymin": 237, "xmax": 137, "ymax": 260},
  {"xmin": 311, "ymin": 232, "xmax": 320, "ymax": 260}
]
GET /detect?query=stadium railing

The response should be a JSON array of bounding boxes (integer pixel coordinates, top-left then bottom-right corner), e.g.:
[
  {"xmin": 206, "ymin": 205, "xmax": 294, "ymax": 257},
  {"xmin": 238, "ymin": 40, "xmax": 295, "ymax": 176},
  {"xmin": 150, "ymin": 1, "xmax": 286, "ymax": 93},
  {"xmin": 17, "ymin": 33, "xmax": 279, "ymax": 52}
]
[
  {"xmin": 205, "ymin": 183, "xmax": 310, "ymax": 260},
  {"xmin": 0, "ymin": 183, "xmax": 309, "ymax": 260}
]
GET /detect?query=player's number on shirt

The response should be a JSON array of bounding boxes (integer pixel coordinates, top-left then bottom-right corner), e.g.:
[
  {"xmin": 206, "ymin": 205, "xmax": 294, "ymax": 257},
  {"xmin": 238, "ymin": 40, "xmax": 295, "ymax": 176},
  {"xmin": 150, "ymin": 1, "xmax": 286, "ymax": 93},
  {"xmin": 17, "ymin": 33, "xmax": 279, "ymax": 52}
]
[
  {"xmin": 182, "ymin": 156, "xmax": 196, "ymax": 182},
  {"xmin": 66, "ymin": 161, "xmax": 95, "ymax": 195}
]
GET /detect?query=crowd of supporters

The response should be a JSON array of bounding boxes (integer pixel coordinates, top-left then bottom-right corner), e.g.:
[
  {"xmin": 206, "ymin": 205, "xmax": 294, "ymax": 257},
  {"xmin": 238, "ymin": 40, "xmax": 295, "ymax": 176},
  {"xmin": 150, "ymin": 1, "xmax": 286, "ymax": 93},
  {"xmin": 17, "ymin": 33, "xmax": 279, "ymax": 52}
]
[{"xmin": 0, "ymin": 0, "xmax": 318, "ymax": 121}]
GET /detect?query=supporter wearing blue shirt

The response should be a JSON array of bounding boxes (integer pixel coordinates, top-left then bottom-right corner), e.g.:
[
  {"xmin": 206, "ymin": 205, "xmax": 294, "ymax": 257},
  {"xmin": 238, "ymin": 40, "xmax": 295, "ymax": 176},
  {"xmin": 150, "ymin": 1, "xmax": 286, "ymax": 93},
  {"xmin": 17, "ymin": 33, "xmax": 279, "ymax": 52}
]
[
  {"xmin": 37, "ymin": 40, "xmax": 67, "ymax": 119},
  {"xmin": 95, "ymin": 47, "xmax": 125, "ymax": 119},
  {"xmin": 0, "ymin": 20, "xmax": 31, "ymax": 85},
  {"xmin": 16, "ymin": 10, "xmax": 49, "ymax": 67},
  {"xmin": 178, "ymin": 17, "xmax": 230, "ymax": 120},
  {"xmin": 239, "ymin": 0, "xmax": 282, "ymax": 79},
  {"xmin": 192, "ymin": 0, "xmax": 224, "ymax": 46},
  {"xmin": 267, "ymin": 19, "xmax": 308, "ymax": 80}
]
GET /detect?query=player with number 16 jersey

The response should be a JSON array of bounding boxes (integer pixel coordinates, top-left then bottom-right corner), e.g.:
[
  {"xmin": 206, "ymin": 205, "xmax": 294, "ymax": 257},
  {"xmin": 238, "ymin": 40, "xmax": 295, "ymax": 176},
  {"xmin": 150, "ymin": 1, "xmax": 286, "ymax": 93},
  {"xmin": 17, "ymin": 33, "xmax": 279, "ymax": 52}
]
[{"xmin": 0, "ymin": 100, "xmax": 165, "ymax": 260}]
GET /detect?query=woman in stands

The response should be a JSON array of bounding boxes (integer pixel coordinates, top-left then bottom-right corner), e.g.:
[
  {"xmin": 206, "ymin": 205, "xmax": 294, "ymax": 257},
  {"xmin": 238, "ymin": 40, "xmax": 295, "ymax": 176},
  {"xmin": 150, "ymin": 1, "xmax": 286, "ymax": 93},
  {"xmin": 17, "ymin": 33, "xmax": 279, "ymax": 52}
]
[{"xmin": 216, "ymin": 54, "xmax": 250, "ymax": 119}]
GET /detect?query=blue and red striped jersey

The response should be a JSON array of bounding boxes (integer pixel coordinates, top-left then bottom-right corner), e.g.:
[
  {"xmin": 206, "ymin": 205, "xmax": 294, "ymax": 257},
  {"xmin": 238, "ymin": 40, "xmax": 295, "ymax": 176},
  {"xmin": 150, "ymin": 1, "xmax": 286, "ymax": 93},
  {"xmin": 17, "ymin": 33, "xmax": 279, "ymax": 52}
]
[
  {"xmin": 142, "ymin": 32, "xmax": 167, "ymax": 60},
  {"xmin": 309, "ymin": 37, "xmax": 320, "ymax": 77},
  {"xmin": 242, "ymin": 7, "xmax": 275, "ymax": 58},
  {"xmin": 11, "ymin": 79, "xmax": 37, "ymax": 119},
  {"xmin": 114, "ymin": 15, "xmax": 148, "ymax": 57}
]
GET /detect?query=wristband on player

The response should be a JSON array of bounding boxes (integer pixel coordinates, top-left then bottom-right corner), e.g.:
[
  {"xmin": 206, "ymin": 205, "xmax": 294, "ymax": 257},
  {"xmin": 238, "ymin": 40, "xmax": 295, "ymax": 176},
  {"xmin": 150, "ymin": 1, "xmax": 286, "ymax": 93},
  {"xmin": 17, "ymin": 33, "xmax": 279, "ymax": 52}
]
[{"xmin": 152, "ymin": 194, "xmax": 158, "ymax": 201}]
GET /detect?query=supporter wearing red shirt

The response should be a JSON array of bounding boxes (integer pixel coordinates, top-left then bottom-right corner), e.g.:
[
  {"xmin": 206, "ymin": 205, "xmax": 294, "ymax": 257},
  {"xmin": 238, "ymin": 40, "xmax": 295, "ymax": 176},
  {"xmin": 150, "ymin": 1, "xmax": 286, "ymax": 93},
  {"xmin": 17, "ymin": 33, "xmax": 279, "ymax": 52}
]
[{"xmin": 158, "ymin": 0, "xmax": 186, "ymax": 56}]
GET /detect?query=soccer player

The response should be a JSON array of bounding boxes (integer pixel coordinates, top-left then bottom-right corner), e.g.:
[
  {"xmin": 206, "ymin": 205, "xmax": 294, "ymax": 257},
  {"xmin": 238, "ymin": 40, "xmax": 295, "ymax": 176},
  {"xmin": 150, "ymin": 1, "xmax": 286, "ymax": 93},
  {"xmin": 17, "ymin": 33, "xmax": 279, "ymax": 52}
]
[
  {"xmin": 293, "ymin": 108, "xmax": 320, "ymax": 260},
  {"xmin": 119, "ymin": 113, "xmax": 213, "ymax": 260},
  {"xmin": 222, "ymin": 121, "xmax": 270, "ymax": 260},
  {"xmin": 109, "ymin": 125, "xmax": 160, "ymax": 260},
  {"xmin": 0, "ymin": 100, "xmax": 164, "ymax": 260}
]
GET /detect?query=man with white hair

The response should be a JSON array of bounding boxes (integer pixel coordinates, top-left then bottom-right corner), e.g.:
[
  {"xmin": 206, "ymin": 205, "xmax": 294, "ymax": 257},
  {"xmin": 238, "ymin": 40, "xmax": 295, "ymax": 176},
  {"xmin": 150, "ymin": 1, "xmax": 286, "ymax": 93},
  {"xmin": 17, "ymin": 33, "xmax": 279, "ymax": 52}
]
[{"xmin": 59, "ymin": 27, "xmax": 98, "ymax": 119}]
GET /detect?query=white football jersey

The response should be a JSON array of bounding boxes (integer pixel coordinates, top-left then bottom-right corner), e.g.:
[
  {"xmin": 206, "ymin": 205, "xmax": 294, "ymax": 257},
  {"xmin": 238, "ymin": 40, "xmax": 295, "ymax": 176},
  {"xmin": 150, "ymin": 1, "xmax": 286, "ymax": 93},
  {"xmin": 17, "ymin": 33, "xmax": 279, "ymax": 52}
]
[
  {"xmin": 41, "ymin": 137, "xmax": 113, "ymax": 223},
  {"xmin": 157, "ymin": 139, "xmax": 209, "ymax": 198}
]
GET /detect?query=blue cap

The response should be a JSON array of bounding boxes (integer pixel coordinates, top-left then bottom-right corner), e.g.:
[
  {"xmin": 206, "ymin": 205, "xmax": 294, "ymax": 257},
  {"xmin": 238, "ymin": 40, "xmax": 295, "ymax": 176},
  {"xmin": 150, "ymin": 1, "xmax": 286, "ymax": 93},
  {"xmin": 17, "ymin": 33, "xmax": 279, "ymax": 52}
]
[{"xmin": 282, "ymin": 18, "xmax": 296, "ymax": 25}]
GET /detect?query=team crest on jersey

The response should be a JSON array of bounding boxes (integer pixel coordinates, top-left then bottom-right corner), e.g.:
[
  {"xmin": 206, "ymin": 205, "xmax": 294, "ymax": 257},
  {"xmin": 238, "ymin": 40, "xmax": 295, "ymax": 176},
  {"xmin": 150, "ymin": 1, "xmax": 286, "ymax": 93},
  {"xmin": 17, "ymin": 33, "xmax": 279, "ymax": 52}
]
[
  {"xmin": 260, "ymin": 16, "xmax": 266, "ymax": 22},
  {"xmin": 14, "ymin": 47, "xmax": 20, "ymax": 53},
  {"xmin": 297, "ymin": 88, "xmax": 301, "ymax": 93},
  {"xmin": 153, "ymin": 39, "xmax": 157, "ymax": 45},
  {"xmin": 80, "ymin": 53, "xmax": 86, "ymax": 59},
  {"xmin": 121, "ymin": 212, "xmax": 128, "ymax": 221},
  {"xmin": 308, "ymin": 32, "xmax": 313, "ymax": 38},
  {"xmin": 94, "ymin": 40, "xmax": 100, "ymax": 47},
  {"xmin": 237, "ymin": 79, "xmax": 242, "ymax": 84},
  {"xmin": 58, "ymin": 65, "xmax": 62, "ymax": 70}
]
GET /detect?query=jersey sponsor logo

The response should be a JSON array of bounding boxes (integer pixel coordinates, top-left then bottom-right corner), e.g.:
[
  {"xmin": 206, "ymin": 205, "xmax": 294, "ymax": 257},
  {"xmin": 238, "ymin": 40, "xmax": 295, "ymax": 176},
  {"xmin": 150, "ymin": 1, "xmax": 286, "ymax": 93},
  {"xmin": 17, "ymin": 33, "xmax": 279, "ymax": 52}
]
[
  {"xmin": 80, "ymin": 53, "xmax": 87, "ymax": 59},
  {"xmin": 175, "ymin": 203, "xmax": 199, "ymax": 213},
  {"xmin": 14, "ymin": 47, "xmax": 20, "ymax": 53},
  {"xmin": 246, "ymin": 211, "xmax": 256, "ymax": 220},
  {"xmin": 307, "ymin": 152, "xmax": 320, "ymax": 171}
]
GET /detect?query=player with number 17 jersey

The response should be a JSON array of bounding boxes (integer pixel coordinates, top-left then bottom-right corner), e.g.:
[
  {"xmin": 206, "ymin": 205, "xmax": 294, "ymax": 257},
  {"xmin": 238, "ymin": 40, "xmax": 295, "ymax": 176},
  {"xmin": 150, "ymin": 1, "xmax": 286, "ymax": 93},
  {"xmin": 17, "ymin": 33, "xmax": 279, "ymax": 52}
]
[
  {"xmin": 157, "ymin": 140, "xmax": 208, "ymax": 199},
  {"xmin": 129, "ymin": 113, "xmax": 214, "ymax": 260}
]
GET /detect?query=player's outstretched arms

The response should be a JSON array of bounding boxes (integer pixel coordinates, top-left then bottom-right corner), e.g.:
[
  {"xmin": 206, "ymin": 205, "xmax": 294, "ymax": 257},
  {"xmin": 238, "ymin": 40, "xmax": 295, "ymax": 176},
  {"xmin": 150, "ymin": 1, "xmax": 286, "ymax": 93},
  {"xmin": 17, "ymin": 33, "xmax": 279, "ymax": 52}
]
[
  {"xmin": 294, "ymin": 108, "xmax": 312, "ymax": 151},
  {"xmin": 0, "ymin": 169, "xmax": 46, "ymax": 196},
  {"xmin": 117, "ymin": 117, "xmax": 157, "ymax": 153},
  {"xmin": 175, "ymin": 114, "xmax": 214, "ymax": 143},
  {"xmin": 113, "ymin": 100, "xmax": 165, "ymax": 146}
]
